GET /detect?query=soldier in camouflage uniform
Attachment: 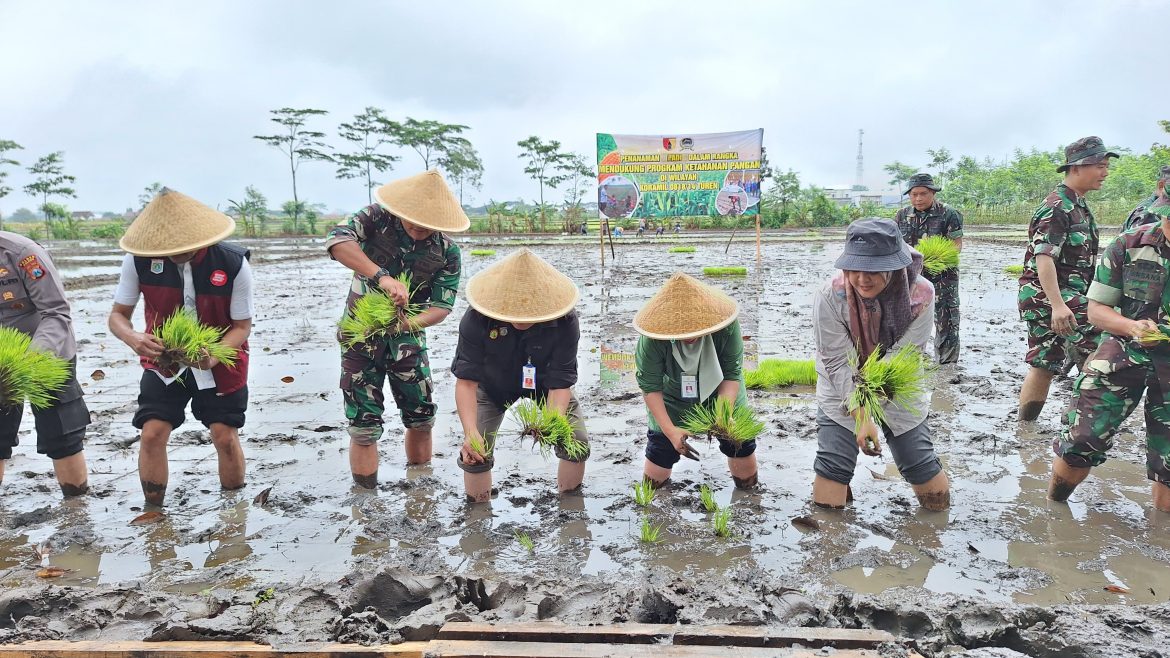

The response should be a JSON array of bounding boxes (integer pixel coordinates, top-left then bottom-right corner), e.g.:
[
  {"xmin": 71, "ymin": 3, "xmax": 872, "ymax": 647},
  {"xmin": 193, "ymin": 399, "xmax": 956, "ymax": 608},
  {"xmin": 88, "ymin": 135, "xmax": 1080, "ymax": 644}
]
[
  {"xmin": 1121, "ymin": 165, "xmax": 1169, "ymax": 233},
  {"xmin": 895, "ymin": 173, "xmax": 963, "ymax": 364},
  {"xmin": 1016, "ymin": 136, "xmax": 1118, "ymax": 421},
  {"xmin": 326, "ymin": 171, "xmax": 468, "ymax": 488},
  {"xmin": 1049, "ymin": 196, "xmax": 1170, "ymax": 513}
]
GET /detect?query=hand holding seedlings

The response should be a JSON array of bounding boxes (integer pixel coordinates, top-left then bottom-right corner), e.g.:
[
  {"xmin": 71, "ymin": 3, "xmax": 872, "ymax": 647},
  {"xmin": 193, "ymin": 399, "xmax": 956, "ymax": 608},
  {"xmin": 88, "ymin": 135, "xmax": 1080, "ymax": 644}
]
[
  {"xmin": 1131, "ymin": 318, "xmax": 1168, "ymax": 347},
  {"xmin": 461, "ymin": 432, "xmax": 492, "ymax": 464},
  {"xmin": 855, "ymin": 415, "xmax": 882, "ymax": 456},
  {"xmin": 664, "ymin": 427, "xmax": 701, "ymax": 460},
  {"xmin": 153, "ymin": 309, "xmax": 239, "ymax": 372},
  {"xmin": 126, "ymin": 331, "xmax": 166, "ymax": 359},
  {"xmin": 375, "ymin": 272, "xmax": 409, "ymax": 306}
]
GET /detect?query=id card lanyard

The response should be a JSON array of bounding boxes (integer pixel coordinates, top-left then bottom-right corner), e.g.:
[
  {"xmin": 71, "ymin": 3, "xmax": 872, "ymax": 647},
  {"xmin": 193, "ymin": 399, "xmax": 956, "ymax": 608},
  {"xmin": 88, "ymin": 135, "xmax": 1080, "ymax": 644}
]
[{"xmin": 522, "ymin": 357, "xmax": 537, "ymax": 390}]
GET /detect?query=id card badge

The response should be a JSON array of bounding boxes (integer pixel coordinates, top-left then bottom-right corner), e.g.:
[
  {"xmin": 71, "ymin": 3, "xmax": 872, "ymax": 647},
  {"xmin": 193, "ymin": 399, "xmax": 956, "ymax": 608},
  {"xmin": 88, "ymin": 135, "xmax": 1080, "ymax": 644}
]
[
  {"xmin": 522, "ymin": 360, "xmax": 537, "ymax": 390},
  {"xmin": 681, "ymin": 375, "xmax": 698, "ymax": 399}
]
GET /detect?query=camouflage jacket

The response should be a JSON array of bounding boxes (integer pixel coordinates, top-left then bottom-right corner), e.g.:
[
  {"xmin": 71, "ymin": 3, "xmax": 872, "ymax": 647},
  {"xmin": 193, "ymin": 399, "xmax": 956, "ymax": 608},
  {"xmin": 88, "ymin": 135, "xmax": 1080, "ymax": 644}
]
[
  {"xmin": 1122, "ymin": 193, "xmax": 1161, "ymax": 232},
  {"xmin": 894, "ymin": 201, "xmax": 964, "ymax": 245},
  {"xmin": 1087, "ymin": 222, "xmax": 1170, "ymax": 324},
  {"xmin": 1020, "ymin": 183, "xmax": 1099, "ymax": 298},
  {"xmin": 325, "ymin": 204, "xmax": 462, "ymax": 313}
]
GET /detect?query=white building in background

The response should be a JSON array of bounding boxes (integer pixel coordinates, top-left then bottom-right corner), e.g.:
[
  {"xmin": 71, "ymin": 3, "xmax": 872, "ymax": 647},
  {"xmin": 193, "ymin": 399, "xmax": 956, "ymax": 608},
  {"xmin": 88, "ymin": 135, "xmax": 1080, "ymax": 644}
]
[{"xmin": 821, "ymin": 186, "xmax": 898, "ymax": 208}]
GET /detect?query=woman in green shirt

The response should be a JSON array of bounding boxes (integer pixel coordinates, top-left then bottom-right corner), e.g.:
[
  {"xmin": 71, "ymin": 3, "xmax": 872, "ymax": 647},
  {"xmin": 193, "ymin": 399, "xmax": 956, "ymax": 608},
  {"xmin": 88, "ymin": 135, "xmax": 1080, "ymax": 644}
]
[{"xmin": 634, "ymin": 273, "xmax": 758, "ymax": 489}]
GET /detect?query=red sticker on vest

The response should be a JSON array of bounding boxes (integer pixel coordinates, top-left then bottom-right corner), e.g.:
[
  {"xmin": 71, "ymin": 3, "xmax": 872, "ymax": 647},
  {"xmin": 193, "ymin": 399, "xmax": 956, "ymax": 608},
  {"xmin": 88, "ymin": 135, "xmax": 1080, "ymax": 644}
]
[{"xmin": 210, "ymin": 270, "xmax": 228, "ymax": 286}]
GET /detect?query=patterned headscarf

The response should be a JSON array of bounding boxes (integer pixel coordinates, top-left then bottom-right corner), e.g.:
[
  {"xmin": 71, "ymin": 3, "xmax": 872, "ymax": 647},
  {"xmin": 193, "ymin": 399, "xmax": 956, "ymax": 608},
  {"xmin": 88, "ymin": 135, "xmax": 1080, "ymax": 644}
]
[{"xmin": 845, "ymin": 250, "xmax": 927, "ymax": 361}]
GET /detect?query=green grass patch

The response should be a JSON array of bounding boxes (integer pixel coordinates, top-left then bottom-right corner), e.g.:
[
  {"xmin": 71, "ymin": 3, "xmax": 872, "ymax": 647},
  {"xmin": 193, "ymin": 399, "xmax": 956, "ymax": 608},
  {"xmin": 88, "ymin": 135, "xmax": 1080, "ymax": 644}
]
[
  {"xmin": 680, "ymin": 397, "xmax": 765, "ymax": 445},
  {"xmin": 917, "ymin": 235, "xmax": 960, "ymax": 275},
  {"xmin": 850, "ymin": 344, "xmax": 931, "ymax": 430},
  {"xmin": 702, "ymin": 266, "xmax": 747, "ymax": 276},
  {"xmin": 745, "ymin": 359, "xmax": 817, "ymax": 389},
  {"xmin": 155, "ymin": 308, "xmax": 239, "ymax": 369},
  {"xmin": 669, "ymin": 246, "xmax": 696, "ymax": 253},
  {"xmin": 469, "ymin": 249, "xmax": 496, "ymax": 256},
  {"xmin": 1003, "ymin": 264, "xmax": 1024, "ymax": 276},
  {"xmin": 0, "ymin": 327, "xmax": 71, "ymax": 409},
  {"xmin": 338, "ymin": 273, "xmax": 423, "ymax": 349},
  {"xmin": 510, "ymin": 398, "xmax": 589, "ymax": 461},
  {"xmin": 699, "ymin": 484, "xmax": 717, "ymax": 513},
  {"xmin": 639, "ymin": 517, "xmax": 663, "ymax": 544}
]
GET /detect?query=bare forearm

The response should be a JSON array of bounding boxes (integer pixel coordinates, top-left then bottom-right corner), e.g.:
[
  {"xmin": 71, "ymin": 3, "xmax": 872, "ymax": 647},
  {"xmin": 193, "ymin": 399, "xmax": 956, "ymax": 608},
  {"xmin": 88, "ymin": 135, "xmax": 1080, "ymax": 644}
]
[
  {"xmin": 328, "ymin": 241, "xmax": 380, "ymax": 279},
  {"xmin": 547, "ymin": 388, "xmax": 570, "ymax": 414},
  {"xmin": 1035, "ymin": 255, "xmax": 1066, "ymax": 309},
  {"xmin": 717, "ymin": 379, "xmax": 739, "ymax": 403},
  {"xmin": 643, "ymin": 392, "xmax": 677, "ymax": 433},
  {"xmin": 953, "ymin": 237, "xmax": 963, "ymax": 253},
  {"xmin": 108, "ymin": 308, "xmax": 136, "ymax": 343},
  {"xmin": 455, "ymin": 378, "xmax": 481, "ymax": 437},
  {"xmin": 410, "ymin": 307, "xmax": 451, "ymax": 330},
  {"xmin": 221, "ymin": 320, "xmax": 252, "ymax": 350},
  {"xmin": 1087, "ymin": 300, "xmax": 1140, "ymax": 336}
]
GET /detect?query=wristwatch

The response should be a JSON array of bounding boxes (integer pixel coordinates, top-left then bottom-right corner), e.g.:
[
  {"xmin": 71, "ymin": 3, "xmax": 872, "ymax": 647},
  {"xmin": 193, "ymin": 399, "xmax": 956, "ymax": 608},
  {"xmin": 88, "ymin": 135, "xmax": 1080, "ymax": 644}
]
[{"xmin": 366, "ymin": 267, "xmax": 393, "ymax": 285}]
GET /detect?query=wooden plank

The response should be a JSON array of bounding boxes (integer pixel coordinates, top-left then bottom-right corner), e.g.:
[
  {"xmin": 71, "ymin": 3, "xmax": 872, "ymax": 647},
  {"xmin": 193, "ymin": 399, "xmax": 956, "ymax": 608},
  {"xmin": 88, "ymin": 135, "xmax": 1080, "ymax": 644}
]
[
  {"xmin": 437, "ymin": 622, "xmax": 670, "ymax": 644},
  {"xmin": 674, "ymin": 624, "xmax": 897, "ymax": 649},
  {"xmin": 0, "ymin": 641, "xmax": 429, "ymax": 658},
  {"xmin": 438, "ymin": 622, "xmax": 896, "ymax": 649},
  {"xmin": 426, "ymin": 640, "xmax": 891, "ymax": 657}
]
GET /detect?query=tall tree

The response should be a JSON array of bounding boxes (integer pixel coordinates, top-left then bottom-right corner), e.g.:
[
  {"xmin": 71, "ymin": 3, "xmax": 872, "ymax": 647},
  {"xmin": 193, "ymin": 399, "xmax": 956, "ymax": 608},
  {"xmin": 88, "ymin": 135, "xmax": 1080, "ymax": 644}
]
[
  {"xmin": 253, "ymin": 107, "xmax": 332, "ymax": 230},
  {"xmin": 759, "ymin": 146, "xmax": 774, "ymax": 182},
  {"xmin": 23, "ymin": 151, "xmax": 76, "ymax": 242},
  {"xmin": 883, "ymin": 160, "xmax": 918, "ymax": 192},
  {"xmin": 336, "ymin": 107, "xmax": 399, "ymax": 204},
  {"xmin": 0, "ymin": 140, "xmax": 24, "ymax": 231},
  {"xmin": 517, "ymin": 136, "xmax": 576, "ymax": 230},
  {"xmin": 382, "ymin": 117, "xmax": 471, "ymax": 170},
  {"xmin": 138, "ymin": 181, "xmax": 163, "ymax": 208},
  {"xmin": 926, "ymin": 147, "xmax": 953, "ymax": 184},
  {"xmin": 438, "ymin": 143, "xmax": 484, "ymax": 206},
  {"xmin": 227, "ymin": 185, "xmax": 268, "ymax": 237},
  {"xmin": 558, "ymin": 152, "xmax": 595, "ymax": 233}
]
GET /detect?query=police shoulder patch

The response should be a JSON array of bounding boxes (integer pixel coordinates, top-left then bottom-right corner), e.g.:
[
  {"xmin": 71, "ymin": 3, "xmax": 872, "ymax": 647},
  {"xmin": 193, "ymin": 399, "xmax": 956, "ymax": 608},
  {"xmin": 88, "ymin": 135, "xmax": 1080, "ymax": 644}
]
[{"xmin": 18, "ymin": 254, "xmax": 44, "ymax": 280}]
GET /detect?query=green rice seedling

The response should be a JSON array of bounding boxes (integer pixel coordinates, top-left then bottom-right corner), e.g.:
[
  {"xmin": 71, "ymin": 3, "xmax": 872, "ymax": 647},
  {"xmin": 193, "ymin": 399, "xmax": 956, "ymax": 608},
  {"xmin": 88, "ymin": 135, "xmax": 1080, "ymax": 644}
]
[
  {"xmin": 679, "ymin": 397, "xmax": 765, "ymax": 445},
  {"xmin": 699, "ymin": 484, "xmax": 717, "ymax": 513},
  {"xmin": 702, "ymin": 266, "xmax": 747, "ymax": 276},
  {"xmin": 1003, "ymin": 264, "xmax": 1024, "ymax": 276},
  {"xmin": 338, "ymin": 272, "xmax": 424, "ymax": 348},
  {"xmin": 467, "ymin": 433, "xmax": 494, "ymax": 460},
  {"xmin": 0, "ymin": 326, "xmax": 70, "ymax": 409},
  {"xmin": 916, "ymin": 235, "xmax": 960, "ymax": 275},
  {"xmin": 509, "ymin": 399, "xmax": 589, "ymax": 461},
  {"xmin": 470, "ymin": 249, "xmax": 496, "ymax": 256},
  {"xmin": 744, "ymin": 359, "xmax": 817, "ymax": 389},
  {"xmin": 849, "ymin": 343, "xmax": 931, "ymax": 430},
  {"xmin": 712, "ymin": 505, "xmax": 733, "ymax": 538},
  {"xmin": 669, "ymin": 246, "xmax": 695, "ymax": 253},
  {"xmin": 514, "ymin": 530, "xmax": 535, "ymax": 553},
  {"xmin": 634, "ymin": 478, "xmax": 655, "ymax": 508},
  {"xmin": 155, "ymin": 308, "xmax": 239, "ymax": 369},
  {"xmin": 639, "ymin": 517, "xmax": 663, "ymax": 544}
]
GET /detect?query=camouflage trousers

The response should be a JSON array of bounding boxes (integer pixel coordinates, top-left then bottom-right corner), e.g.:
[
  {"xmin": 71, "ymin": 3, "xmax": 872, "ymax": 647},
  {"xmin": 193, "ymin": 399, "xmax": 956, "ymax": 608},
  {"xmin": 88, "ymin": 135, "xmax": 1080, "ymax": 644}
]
[
  {"xmin": 1019, "ymin": 286, "xmax": 1101, "ymax": 373},
  {"xmin": 1055, "ymin": 336, "xmax": 1170, "ymax": 485},
  {"xmin": 340, "ymin": 331, "xmax": 436, "ymax": 445},
  {"xmin": 929, "ymin": 270, "xmax": 960, "ymax": 364}
]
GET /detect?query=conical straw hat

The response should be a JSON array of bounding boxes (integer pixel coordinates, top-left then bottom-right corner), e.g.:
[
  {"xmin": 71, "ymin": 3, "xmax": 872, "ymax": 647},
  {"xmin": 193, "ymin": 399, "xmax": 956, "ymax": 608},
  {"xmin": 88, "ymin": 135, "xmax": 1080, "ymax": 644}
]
[
  {"xmin": 466, "ymin": 248, "xmax": 579, "ymax": 323},
  {"xmin": 120, "ymin": 188, "xmax": 236, "ymax": 257},
  {"xmin": 633, "ymin": 272, "xmax": 739, "ymax": 340},
  {"xmin": 374, "ymin": 170, "xmax": 471, "ymax": 233}
]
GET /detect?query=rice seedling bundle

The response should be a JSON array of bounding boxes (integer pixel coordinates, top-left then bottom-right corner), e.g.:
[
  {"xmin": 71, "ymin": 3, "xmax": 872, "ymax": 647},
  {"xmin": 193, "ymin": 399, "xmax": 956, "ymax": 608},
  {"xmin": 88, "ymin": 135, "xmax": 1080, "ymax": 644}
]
[
  {"xmin": 514, "ymin": 530, "xmax": 535, "ymax": 552},
  {"xmin": 745, "ymin": 359, "xmax": 817, "ymax": 389},
  {"xmin": 634, "ymin": 478, "xmax": 655, "ymax": 508},
  {"xmin": 470, "ymin": 249, "xmax": 496, "ymax": 256},
  {"xmin": 467, "ymin": 433, "xmax": 494, "ymax": 460},
  {"xmin": 669, "ymin": 246, "xmax": 695, "ymax": 253},
  {"xmin": 702, "ymin": 266, "xmax": 747, "ymax": 276},
  {"xmin": 0, "ymin": 327, "xmax": 70, "ymax": 409},
  {"xmin": 849, "ymin": 343, "xmax": 931, "ymax": 430},
  {"xmin": 712, "ymin": 505, "xmax": 732, "ymax": 538},
  {"xmin": 699, "ymin": 484, "xmax": 717, "ymax": 513},
  {"xmin": 639, "ymin": 517, "xmax": 663, "ymax": 543},
  {"xmin": 509, "ymin": 398, "xmax": 589, "ymax": 461},
  {"xmin": 155, "ymin": 308, "xmax": 238, "ymax": 369},
  {"xmin": 338, "ymin": 272, "xmax": 424, "ymax": 348},
  {"xmin": 679, "ymin": 397, "xmax": 765, "ymax": 445},
  {"xmin": 916, "ymin": 236, "xmax": 960, "ymax": 275},
  {"xmin": 1003, "ymin": 264, "xmax": 1024, "ymax": 276}
]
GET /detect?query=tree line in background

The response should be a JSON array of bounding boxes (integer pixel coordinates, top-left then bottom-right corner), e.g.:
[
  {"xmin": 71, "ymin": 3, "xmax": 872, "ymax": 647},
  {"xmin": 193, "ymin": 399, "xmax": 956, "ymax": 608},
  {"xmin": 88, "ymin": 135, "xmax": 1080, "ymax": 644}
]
[{"xmin": 3, "ymin": 119, "xmax": 1168, "ymax": 240}]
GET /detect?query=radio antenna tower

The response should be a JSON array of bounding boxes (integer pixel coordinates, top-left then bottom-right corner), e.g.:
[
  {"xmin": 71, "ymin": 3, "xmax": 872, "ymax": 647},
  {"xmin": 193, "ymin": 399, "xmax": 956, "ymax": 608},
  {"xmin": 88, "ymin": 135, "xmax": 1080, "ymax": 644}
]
[{"xmin": 854, "ymin": 129, "xmax": 864, "ymax": 191}]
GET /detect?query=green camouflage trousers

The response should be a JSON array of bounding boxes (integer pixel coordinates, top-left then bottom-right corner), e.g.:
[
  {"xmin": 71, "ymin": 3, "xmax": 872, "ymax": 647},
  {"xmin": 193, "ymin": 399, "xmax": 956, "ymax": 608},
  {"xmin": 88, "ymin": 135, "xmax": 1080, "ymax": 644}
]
[
  {"xmin": 930, "ymin": 270, "xmax": 960, "ymax": 364},
  {"xmin": 1056, "ymin": 336, "xmax": 1170, "ymax": 484},
  {"xmin": 340, "ymin": 331, "xmax": 436, "ymax": 444},
  {"xmin": 1019, "ymin": 285, "xmax": 1100, "ymax": 372}
]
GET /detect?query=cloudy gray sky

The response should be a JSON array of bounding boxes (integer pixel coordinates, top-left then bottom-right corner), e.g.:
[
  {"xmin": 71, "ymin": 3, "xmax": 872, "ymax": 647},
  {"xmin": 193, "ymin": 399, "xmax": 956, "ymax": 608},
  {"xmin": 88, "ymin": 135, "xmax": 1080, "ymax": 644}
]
[{"xmin": 1, "ymin": 0, "xmax": 1166, "ymax": 215}]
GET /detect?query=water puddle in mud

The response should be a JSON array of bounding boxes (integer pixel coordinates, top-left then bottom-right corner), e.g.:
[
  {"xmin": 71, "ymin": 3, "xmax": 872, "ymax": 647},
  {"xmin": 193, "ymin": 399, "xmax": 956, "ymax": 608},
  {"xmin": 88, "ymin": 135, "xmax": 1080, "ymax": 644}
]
[{"xmin": 1, "ymin": 234, "xmax": 1167, "ymax": 615}]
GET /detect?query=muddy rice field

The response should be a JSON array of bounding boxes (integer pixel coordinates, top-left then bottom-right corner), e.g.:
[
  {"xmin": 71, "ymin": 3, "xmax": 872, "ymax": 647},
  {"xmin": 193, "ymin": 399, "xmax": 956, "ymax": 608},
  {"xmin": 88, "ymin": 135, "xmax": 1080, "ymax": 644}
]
[{"xmin": 1, "ymin": 231, "xmax": 1168, "ymax": 657}]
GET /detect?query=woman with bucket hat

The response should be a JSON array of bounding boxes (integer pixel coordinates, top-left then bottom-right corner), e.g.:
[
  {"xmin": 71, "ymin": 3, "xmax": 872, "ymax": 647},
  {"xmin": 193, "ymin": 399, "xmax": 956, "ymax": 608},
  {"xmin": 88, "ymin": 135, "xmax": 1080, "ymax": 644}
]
[
  {"xmin": 451, "ymin": 248, "xmax": 589, "ymax": 502},
  {"xmin": 633, "ymin": 272, "xmax": 759, "ymax": 489},
  {"xmin": 326, "ymin": 170, "xmax": 468, "ymax": 488},
  {"xmin": 812, "ymin": 218, "xmax": 950, "ymax": 511},
  {"xmin": 109, "ymin": 188, "xmax": 253, "ymax": 506}
]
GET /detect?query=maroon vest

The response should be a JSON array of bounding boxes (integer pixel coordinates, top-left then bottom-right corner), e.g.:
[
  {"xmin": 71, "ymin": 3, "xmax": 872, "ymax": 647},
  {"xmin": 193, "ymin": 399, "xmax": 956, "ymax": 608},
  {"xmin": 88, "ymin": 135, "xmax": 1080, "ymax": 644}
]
[{"xmin": 134, "ymin": 243, "xmax": 250, "ymax": 394}]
